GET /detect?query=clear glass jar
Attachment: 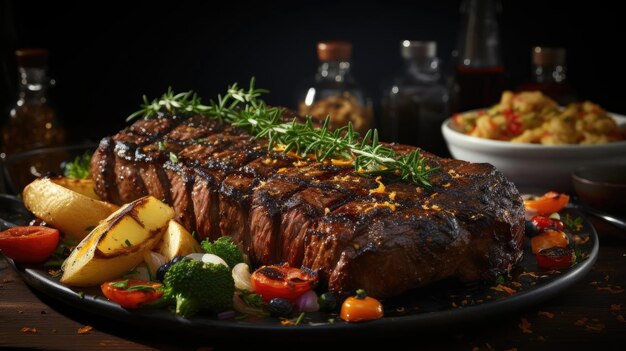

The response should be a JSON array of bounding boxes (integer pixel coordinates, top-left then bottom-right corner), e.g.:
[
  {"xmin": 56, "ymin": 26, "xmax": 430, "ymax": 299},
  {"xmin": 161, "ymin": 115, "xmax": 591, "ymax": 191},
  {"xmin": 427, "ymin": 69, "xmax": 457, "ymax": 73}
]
[
  {"xmin": 381, "ymin": 41, "xmax": 450, "ymax": 155},
  {"xmin": 451, "ymin": 0, "xmax": 506, "ymax": 112},
  {"xmin": 518, "ymin": 47, "xmax": 577, "ymax": 105},
  {"xmin": 298, "ymin": 41, "xmax": 373, "ymax": 134},
  {"xmin": 1, "ymin": 48, "xmax": 65, "ymax": 156}
]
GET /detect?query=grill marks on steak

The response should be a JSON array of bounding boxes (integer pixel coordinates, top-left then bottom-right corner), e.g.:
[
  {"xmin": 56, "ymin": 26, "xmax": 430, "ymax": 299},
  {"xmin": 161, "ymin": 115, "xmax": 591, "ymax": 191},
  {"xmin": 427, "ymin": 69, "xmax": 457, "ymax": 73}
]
[{"xmin": 91, "ymin": 114, "xmax": 525, "ymax": 298}]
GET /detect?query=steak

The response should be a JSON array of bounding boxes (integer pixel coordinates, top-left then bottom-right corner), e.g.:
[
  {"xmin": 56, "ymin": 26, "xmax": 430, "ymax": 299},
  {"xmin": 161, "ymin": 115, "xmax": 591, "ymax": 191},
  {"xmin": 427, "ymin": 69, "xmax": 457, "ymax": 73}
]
[{"xmin": 91, "ymin": 113, "xmax": 525, "ymax": 298}]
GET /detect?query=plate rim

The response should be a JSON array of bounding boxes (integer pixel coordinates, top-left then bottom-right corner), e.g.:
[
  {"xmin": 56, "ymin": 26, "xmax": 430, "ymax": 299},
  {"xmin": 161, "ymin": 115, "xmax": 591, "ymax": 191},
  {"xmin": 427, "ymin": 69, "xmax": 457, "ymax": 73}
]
[{"xmin": 9, "ymin": 207, "xmax": 599, "ymax": 337}]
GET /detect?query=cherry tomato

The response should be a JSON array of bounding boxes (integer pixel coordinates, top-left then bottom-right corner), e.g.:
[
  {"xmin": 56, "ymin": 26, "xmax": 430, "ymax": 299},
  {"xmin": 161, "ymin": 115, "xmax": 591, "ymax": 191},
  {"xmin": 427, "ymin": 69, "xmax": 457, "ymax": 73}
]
[
  {"xmin": 531, "ymin": 230, "xmax": 569, "ymax": 254},
  {"xmin": 340, "ymin": 290, "xmax": 384, "ymax": 323},
  {"xmin": 524, "ymin": 192, "xmax": 569, "ymax": 215},
  {"xmin": 250, "ymin": 264, "xmax": 317, "ymax": 302},
  {"xmin": 101, "ymin": 279, "xmax": 163, "ymax": 308},
  {"xmin": 535, "ymin": 247, "xmax": 574, "ymax": 269},
  {"xmin": 531, "ymin": 215, "xmax": 564, "ymax": 232},
  {"xmin": 0, "ymin": 226, "xmax": 59, "ymax": 263}
]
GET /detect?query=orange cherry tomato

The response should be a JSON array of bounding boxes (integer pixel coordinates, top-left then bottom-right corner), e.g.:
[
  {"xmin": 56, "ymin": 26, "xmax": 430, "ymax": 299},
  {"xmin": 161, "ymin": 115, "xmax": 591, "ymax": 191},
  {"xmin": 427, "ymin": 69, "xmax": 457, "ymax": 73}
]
[
  {"xmin": 524, "ymin": 192, "xmax": 570, "ymax": 215},
  {"xmin": 250, "ymin": 264, "xmax": 317, "ymax": 302},
  {"xmin": 0, "ymin": 226, "xmax": 59, "ymax": 263},
  {"xmin": 531, "ymin": 230, "xmax": 569, "ymax": 254},
  {"xmin": 340, "ymin": 290, "xmax": 384, "ymax": 323},
  {"xmin": 101, "ymin": 279, "xmax": 163, "ymax": 308}
]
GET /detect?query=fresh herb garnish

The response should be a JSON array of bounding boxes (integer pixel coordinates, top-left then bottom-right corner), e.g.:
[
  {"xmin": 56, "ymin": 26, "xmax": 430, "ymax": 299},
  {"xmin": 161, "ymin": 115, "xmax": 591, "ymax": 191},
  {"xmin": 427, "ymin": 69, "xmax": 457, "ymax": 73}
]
[
  {"xmin": 78, "ymin": 291, "xmax": 85, "ymax": 299},
  {"xmin": 128, "ymin": 78, "xmax": 436, "ymax": 188},
  {"xmin": 294, "ymin": 312, "xmax": 305, "ymax": 326},
  {"xmin": 565, "ymin": 214, "xmax": 584, "ymax": 233},
  {"xmin": 84, "ymin": 225, "xmax": 96, "ymax": 232},
  {"xmin": 124, "ymin": 239, "xmax": 132, "ymax": 247},
  {"xmin": 240, "ymin": 291, "xmax": 264, "ymax": 309},
  {"xmin": 126, "ymin": 285, "xmax": 157, "ymax": 292},
  {"xmin": 44, "ymin": 237, "xmax": 78, "ymax": 268},
  {"xmin": 157, "ymin": 141, "xmax": 167, "ymax": 151},
  {"xmin": 110, "ymin": 280, "xmax": 129, "ymax": 289},
  {"xmin": 169, "ymin": 152, "xmax": 179, "ymax": 164},
  {"xmin": 495, "ymin": 275, "xmax": 506, "ymax": 284},
  {"xmin": 63, "ymin": 151, "xmax": 92, "ymax": 179}
]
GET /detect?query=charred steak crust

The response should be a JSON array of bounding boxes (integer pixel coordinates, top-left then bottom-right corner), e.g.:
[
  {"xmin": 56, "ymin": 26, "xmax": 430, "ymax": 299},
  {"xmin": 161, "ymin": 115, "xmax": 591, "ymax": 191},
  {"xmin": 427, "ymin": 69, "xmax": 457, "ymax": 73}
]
[{"xmin": 90, "ymin": 114, "xmax": 525, "ymax": 298}]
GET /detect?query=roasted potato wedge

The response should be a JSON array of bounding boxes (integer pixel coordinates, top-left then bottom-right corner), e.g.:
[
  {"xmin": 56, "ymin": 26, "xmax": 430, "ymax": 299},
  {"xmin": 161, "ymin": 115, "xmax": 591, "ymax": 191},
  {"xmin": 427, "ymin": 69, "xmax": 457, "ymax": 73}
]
[
  {"xmin": 50, "ymin": 177, "xmax": 100, "ymax": 200},
  {"xmin": 23, "ymin": 178, "xmax": 119, "ymax": 241},
  {"xmin": 157, "ymin": 220, "xmax": 202, "ymax": 260},
  {"xmin": 60, "ymin": 196, "xmax": 175, "ymax": 286}
]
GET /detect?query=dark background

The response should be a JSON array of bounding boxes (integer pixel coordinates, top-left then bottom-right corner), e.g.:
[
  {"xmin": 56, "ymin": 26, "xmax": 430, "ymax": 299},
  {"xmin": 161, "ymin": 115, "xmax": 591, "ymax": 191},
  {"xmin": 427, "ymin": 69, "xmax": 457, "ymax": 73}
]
[{"xmin": 1, "ymin": 0, "xmax": 624, "ymax": 143}]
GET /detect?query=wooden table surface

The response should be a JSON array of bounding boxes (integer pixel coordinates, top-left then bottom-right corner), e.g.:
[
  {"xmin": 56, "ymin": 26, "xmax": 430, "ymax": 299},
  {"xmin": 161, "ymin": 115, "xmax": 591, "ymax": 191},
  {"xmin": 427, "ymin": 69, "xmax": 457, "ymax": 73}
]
[{"xmin": 1, "ymin": 217, "xmax": 625, "ymax": 351}]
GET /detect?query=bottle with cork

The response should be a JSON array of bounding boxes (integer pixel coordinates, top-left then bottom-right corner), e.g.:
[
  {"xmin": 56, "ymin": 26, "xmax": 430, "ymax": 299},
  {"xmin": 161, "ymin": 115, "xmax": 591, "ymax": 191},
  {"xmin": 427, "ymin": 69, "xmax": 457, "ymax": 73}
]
[
  {"xmin": 1, "ymin": 48, "xmax": 65, "ymax": 157},
  {"xmin": 518, "ymin": 47, "xmax": 577, "ymax": 105},
  {"xmin": 298, "ymin": 41, "xmax": 373, "ymax": 134},
  {"xmin": 381, "ymin": 41, "xmax": 450, "ymax": 155}
]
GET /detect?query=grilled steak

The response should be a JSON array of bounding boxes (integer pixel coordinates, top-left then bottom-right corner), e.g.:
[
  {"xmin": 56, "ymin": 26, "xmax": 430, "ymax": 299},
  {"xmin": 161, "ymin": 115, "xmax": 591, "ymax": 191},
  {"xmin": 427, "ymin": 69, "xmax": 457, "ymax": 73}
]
[{"xmin": 91, "ymin": 114, "xmax": 525, "ymax": 298}]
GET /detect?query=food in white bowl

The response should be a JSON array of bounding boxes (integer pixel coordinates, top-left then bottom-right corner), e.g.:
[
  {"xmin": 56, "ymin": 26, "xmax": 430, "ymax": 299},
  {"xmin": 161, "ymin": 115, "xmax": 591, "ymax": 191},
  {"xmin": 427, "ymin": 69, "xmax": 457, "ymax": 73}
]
[{"xmin": 442, "ymin": 92, "xmax": 626, "ymax": 191}]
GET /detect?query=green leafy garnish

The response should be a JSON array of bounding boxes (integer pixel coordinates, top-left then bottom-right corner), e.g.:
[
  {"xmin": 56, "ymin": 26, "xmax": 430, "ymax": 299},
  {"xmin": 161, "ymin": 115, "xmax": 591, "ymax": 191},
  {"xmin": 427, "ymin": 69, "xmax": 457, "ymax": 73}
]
[
  {"xmin": 44, "ymin": 237, "xmax": 78, "ymax": 268},
  {"xmin": 127, "ymin": 78, "xmax": 436, "ymax": 188},
  {"xmin": 124, "ymin": 239, "xmax": 132, "ymax": 247},
  {"xmin": 126, "ymin": 285, "xmax": 158, "ymax": 292},
  {"xmin": 495, "ymin": 275, "xmax": 506, "ymax": 284},
  {"xmin": 240, "ymin": 291, "xmax": 264, "ymax": 309},
  {"xmin": 110, "ymin": 280, "xmax": 129, "ymax": 289},
  {"xmin": 564, "ymin": 214, "xmax": 584, "ymax": 233},
  {"xmin": 63, "ymin": 151, "xmax": 92, "ymax": 179},
  {"xmin": 169, "ymin": 152, "xmax": 179, "ymax": 164}
]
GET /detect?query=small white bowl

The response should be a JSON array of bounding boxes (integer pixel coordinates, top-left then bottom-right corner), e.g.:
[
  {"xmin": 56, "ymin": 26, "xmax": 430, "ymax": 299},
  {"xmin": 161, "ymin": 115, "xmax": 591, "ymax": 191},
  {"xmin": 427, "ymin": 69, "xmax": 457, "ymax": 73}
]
[{"xmin": 441, "ymin": 113, "xmax": 626, "ymax": 192}]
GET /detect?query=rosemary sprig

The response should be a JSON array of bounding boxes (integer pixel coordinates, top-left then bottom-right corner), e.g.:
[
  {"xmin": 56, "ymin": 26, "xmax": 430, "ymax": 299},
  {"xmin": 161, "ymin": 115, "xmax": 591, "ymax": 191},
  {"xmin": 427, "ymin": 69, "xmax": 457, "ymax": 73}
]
[{"xmin": 127, "ymin": 78, "xmax": 436, "ymax": 187}]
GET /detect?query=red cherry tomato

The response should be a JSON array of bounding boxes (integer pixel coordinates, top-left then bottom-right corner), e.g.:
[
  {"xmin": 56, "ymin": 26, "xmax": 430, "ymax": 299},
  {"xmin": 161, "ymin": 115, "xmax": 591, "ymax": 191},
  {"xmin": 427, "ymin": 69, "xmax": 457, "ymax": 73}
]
[
  {"xmin": 531, "ymin": 215, "xmax": 564, "ymax": 232},
  {"xmin": 101, "ymin": 279, "xmax": 163, "ymax": 308},
  {"xmin": 250, "ymin": 264, "xmax": 317, "ymax": 302},
  {"xmin": 535, "ymin": 247, "xmax": 574, "ymax": 269},
  {"xmin": 524, "ymin": 192, "xmax": 569, "ymax": 215},
  {"xmin": 0, "ymin": 226, "xmax": 59, "ymax": 263}
]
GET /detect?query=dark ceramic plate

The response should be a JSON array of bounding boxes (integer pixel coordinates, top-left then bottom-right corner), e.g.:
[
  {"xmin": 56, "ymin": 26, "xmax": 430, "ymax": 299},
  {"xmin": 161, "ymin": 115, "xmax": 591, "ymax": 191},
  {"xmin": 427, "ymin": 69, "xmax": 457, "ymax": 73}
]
[{"xmin": 0, "ymin": 195, "xmax": 598, "ymax": 339}]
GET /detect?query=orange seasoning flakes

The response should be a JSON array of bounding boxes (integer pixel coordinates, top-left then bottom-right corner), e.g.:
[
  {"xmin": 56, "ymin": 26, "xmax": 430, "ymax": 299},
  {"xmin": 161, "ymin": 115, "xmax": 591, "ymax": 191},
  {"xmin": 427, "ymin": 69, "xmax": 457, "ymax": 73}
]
[
  {"xmin": 369, "ymin": 176, "xmax": 386, "ymax": 195},
  {"xmin": 610, "ymin": 304, "xmax": 622, "ymax": 312},
  {"xmin": 518, "ymin": 318, "xmax": 532, "ymax": 334},
  {"xmin": 585, "ymin": 322, "xmax": 605, "ymax": 333},
  {"xmin": 20, "ymin": 327, "xmax": 37, "ymax": 333},
  {"xmin": 77, "ymin": 325, "xmax": 94, "ymax": 335},
  {"xmin": 574, "ymin": 317, "xmax": 588, "ymax": 326},
  {"xmin": 538, "ymin": 311, "xmax": 555, "ymax": 319},
  {"xmin": 597, "ymin": 286, "xmax": 624, "ymax": 294},
  {"xmin": 491, "ymin": 284, "xmax": 516, "ymax": 295}
]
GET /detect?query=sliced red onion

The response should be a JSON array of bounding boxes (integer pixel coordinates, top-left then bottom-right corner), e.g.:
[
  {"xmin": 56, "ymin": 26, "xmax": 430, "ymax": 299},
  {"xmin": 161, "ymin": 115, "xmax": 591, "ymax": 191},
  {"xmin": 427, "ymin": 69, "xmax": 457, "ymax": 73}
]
[
  {"xmin": 295, "ymin": 290, "xmax": 319, "ymax": 312},
  {"xmin": 218, "ymin": 310, "xmax": 236, "ymax": 320}
]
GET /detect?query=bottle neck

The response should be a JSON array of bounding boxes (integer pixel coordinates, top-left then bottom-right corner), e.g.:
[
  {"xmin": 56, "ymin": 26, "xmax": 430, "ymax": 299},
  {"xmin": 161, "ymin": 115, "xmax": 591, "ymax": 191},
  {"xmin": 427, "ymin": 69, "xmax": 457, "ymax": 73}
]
[
  {"xmin": 532, "ymin": 63, "xmax": 567, "ymax": 83},
  {"xmin": 404, "ymin": 57, "xmax": 441, "ymax": 82},
  {"xmin": 316, "ymin": 60, "xmax": 354, "ymax": 83},
  {"xmin": 17, "ymin": 67, "xmax": 49, "ymax": 105},
  {"xmin": 454, "ymin": 0, "xmax": 502, "ymax": 68}
]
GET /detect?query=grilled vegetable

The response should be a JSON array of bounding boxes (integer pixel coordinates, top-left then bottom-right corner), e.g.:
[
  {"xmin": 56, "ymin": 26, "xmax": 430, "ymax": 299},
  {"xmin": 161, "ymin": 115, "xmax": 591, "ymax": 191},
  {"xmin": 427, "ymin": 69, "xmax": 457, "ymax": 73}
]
[
  {"xmin": 101, "ymin": 279, "xmax": 163, "ymax": 308},
  {"xmin": 250, "ymin": 264, "xmax": 317, "ymax": 302}
]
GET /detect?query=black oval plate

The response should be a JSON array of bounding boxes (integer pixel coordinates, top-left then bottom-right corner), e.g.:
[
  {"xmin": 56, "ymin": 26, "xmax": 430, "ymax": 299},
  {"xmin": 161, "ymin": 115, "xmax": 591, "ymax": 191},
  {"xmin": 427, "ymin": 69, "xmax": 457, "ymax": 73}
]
[{"xmin": 1, "ymin": 195, "xmax": 598, "ymax": 339}]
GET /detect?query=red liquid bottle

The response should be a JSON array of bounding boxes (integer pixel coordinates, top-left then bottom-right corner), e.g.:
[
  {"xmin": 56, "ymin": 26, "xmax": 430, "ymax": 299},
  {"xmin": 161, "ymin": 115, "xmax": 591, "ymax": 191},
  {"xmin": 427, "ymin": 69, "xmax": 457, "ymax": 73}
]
[
  {"xmin": 451, "ymin": 0, "xmax": 506, "ymax": 112},
  {"xmin": 518, "ymin": 47, "xmax": 577, "ymax": 105}
]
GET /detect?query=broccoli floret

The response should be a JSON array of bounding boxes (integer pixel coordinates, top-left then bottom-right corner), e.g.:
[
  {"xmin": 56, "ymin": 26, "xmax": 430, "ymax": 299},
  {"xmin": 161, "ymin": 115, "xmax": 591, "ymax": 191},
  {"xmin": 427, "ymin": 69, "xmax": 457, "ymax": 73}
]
[
  {"xmin": 162, "ymin": 259, "xmax": 234, "ymax": 317},
  {"xmin": 201, "ymin": 236, "xmax": 244, "ymax": 268}
]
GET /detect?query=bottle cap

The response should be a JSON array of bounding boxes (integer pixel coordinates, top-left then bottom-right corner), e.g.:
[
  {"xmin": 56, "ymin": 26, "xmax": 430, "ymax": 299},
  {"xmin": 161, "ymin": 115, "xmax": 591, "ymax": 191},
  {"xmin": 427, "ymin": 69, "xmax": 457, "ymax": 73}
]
[
  {"xmin": 532, "ymin": 47, "xmax": 566, "ymax": 66},
  {"xmin": 15, "ymin": 48, "xmax": 49, "ymax": 68},
  {"xmin": 401, "ymin": 41, "xmax": 437, "ymax": 60},
  {"xmin": 317, "ymin": 41, "xmax": 352, "ymax": 61}
]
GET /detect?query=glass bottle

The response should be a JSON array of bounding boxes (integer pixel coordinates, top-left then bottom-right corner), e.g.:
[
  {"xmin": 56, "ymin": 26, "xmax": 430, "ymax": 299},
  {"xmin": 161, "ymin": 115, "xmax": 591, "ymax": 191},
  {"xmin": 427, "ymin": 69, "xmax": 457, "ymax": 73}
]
[
  {"xmin": 1, "ymin": 49, "xmax": 65, "ymax": 156},
  {"xmin": 452, "ymin": 0, "xmax": 506, "ymax": 112},
  {"xmin": 381, "ymin": 41, "xmax": 450, "ymax": 156},
  {"xmin": 518, "ymin": 47, "xmax": 577, "ymax": 105},
  {"xmin": 298, "ymin": 41, "xmax": 373, "ymax": 134}
]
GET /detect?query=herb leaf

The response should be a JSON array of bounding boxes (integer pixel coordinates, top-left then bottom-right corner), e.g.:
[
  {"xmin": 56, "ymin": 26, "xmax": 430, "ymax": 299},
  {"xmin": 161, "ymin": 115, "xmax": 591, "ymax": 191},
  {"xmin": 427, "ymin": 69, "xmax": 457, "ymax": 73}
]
[
  {"xmin": 110, "ymin": 280, "xmax": 129, "ymax": 289},
  {"xmin": 63, "ymin": 151, "xmax": 92, "ymax": 179}
]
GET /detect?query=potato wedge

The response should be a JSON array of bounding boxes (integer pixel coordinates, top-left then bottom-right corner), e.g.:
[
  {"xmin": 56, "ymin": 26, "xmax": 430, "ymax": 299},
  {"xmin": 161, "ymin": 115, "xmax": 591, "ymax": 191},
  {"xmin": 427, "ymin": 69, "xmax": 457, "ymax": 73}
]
[
  {"xmin": 60, "ymin": 196, "xmax": 175, "ymax": 286},
  {"xmin": 50, "ymin": 177, "xmax": 100, "ymax": 200},
  {"xmin": 157, "ymin": 220, "xmax": 202, "ymax": 260},
  {"xmin": 23, "ymin": 178, "xmax": 119, "ymax": 241}
]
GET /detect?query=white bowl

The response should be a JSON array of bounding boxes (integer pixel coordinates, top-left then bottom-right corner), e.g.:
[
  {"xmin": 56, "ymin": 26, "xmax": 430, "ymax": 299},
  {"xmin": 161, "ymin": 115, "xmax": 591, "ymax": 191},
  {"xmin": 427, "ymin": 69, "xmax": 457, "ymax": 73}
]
[{"xmin": 441, "ymin": 113, "xmax": 626, "ymax": 192}]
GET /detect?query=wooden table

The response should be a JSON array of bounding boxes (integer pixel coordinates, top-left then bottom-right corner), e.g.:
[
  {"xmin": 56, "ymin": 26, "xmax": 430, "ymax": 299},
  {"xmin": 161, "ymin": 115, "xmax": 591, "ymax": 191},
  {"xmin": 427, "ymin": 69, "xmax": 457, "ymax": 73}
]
[{"xmin": 1, "ymin": 217, "xmax": 625, "ymax": 350}]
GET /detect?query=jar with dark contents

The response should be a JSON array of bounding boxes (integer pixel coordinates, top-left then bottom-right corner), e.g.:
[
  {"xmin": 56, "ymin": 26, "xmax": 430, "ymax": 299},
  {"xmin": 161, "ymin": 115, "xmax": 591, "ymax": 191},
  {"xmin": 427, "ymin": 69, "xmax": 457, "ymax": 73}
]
[
  {"xmin": 1, "ymin": 48, "xmax": 66, "ymax": 156},
  {"xmin": 298, "ymin": 41, "xmax": 373, "ymax": 134}
]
